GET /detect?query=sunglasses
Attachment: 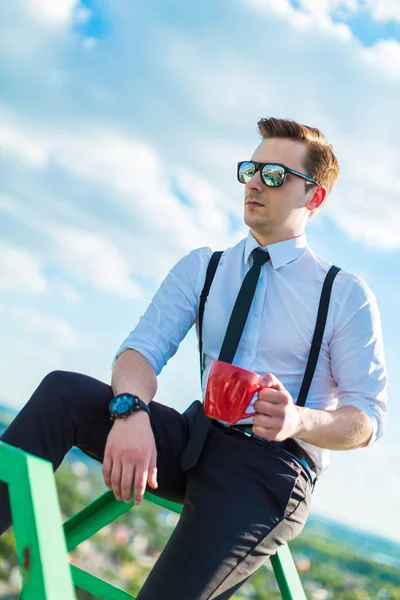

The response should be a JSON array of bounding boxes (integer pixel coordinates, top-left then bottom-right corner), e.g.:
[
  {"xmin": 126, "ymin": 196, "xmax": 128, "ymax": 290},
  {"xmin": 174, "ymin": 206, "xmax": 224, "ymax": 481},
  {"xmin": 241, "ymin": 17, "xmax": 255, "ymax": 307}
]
[{"xmin": 237, "ymin": 161, "xmax": 320, "ymax": 188}]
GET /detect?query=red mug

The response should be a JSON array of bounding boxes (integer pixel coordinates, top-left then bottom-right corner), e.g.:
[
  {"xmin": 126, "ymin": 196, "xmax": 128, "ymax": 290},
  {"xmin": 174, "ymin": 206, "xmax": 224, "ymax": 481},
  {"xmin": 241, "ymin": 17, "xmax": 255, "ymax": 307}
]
[{"xmin": 204, "ymin": 360, "xmax": 266, "ymax": 424}]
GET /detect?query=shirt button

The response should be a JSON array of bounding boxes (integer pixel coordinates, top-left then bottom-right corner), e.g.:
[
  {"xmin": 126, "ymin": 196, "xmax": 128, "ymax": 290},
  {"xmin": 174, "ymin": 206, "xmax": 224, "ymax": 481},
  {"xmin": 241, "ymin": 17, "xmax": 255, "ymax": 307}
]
[{"xmin": 254, "ymin": 312, "xmax": 259, "ymax": 317}]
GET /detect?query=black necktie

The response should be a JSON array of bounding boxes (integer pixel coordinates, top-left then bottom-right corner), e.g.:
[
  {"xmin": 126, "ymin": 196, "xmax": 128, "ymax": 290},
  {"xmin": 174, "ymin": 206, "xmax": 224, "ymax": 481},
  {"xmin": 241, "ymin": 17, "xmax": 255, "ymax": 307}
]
[{"xmin": 181, "ymin": 248, "xmax": 270, "ymax": 471}]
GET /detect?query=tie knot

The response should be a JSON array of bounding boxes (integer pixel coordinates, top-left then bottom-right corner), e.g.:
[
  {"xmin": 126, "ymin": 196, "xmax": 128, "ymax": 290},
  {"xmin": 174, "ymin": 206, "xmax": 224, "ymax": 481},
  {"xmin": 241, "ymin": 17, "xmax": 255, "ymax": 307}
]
[{"xmin": 251, "ymin": 248, "xmax": 270, "ymax": 266}]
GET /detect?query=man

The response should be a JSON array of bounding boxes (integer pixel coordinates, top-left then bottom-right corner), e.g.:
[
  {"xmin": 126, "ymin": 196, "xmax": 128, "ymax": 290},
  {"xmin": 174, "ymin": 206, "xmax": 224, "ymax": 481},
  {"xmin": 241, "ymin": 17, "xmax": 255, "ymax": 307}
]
[{"xmin": 0, "ymin": 118, "xmax": 387, "ymax": 599}]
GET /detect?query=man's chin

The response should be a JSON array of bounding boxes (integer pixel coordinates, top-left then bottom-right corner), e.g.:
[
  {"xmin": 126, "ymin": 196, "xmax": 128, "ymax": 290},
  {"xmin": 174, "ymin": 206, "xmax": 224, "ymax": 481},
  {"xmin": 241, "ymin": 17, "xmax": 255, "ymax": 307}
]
[{"xmin": 244, "ymin": 211, "xmax": 267, "ymax": 229}]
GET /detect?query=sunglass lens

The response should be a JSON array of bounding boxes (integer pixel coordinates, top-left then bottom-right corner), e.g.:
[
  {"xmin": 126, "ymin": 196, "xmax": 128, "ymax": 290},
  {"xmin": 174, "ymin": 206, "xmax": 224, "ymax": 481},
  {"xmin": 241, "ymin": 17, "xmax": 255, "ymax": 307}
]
[
  {"xmin": 261, "ymin": 164, "xmax": 286, "ymax": 187},
  {"xmin": 238, "ymin": 162, "xmax": 256, "ymax": 184}
]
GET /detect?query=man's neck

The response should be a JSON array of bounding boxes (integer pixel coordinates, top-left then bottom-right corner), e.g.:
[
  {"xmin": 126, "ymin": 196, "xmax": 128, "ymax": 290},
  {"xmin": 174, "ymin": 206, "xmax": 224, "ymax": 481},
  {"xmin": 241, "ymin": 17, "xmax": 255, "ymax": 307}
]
[{"xmin": 250, "ymin": 228, "xmax": 305, "ymax": 247}]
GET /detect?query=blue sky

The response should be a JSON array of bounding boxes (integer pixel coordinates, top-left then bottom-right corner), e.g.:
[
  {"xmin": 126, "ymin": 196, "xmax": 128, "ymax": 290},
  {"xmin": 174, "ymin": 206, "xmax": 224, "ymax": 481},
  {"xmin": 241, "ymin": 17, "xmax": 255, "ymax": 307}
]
[{"xmin": 1, "ymin": 0, "xmax": 400, "ymax": 541}]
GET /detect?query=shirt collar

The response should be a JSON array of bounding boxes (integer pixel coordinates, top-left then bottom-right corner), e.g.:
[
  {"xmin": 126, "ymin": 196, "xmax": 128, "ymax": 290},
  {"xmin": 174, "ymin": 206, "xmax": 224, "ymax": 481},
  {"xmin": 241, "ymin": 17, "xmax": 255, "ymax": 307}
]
[{"xmin": 244, "ymin": 231, "xmax": 308, "ymax": 270}]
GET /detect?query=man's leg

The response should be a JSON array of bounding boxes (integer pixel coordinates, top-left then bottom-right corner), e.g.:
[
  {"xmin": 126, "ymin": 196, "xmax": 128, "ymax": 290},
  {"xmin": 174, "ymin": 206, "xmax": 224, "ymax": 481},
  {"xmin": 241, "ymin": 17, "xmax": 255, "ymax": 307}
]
[
  {"xmin": 0, "ymin": 370, "xmax": 191, "ymax": 534},
  {"xmin": 137, "ymin": 424, "xmax": 312, "ymax": 600}
]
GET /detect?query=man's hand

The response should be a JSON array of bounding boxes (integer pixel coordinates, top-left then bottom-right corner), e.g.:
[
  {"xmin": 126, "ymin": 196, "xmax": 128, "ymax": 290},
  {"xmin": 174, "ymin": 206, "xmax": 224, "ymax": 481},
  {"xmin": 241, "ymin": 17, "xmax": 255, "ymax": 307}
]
[
  {"xmin": 253, "ymin": 373, "xmax": 302, "ymax": 441},
  {"xmin": 102, "ymin": 411, "xmax": 158, "ymax": 505}
]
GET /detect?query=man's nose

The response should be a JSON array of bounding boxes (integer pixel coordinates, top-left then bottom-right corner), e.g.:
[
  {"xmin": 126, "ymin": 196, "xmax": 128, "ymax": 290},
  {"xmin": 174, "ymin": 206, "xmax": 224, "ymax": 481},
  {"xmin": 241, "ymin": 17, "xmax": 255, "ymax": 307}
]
[{"xmin": 246, "ymin": 169, "xmax": 264, "ymax": 193}]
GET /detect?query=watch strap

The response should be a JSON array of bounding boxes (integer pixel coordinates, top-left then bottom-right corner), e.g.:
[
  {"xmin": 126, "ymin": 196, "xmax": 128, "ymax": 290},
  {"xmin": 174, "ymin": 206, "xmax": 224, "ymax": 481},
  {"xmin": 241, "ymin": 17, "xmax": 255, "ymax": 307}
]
[{"xmin": 110, "ymin": 393, "xmax": 151, "ymax": 419}]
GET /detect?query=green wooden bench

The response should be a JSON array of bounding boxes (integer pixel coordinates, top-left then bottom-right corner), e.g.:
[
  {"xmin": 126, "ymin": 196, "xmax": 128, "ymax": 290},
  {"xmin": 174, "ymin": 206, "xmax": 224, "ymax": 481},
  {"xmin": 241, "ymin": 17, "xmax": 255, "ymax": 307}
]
[{"xmin": 0, "ymin": 441, "xmax": 307, "ymax": 599}]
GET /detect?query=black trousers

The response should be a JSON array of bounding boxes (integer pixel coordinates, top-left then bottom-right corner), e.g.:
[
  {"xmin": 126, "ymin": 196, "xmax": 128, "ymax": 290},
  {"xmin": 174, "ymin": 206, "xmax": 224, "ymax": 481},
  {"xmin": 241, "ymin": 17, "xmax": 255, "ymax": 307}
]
[{"xmin": 0, "ymin": 371, "xmax": 311, "ymax": 600}]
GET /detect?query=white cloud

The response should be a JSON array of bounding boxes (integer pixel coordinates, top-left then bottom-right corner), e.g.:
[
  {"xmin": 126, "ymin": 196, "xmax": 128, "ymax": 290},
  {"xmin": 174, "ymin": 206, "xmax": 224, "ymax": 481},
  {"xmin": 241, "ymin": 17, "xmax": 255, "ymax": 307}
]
[
  {"xmin": 49, "ymin": 226, "xmax": 139, "ymax": 299},
  {"xmin": 26, "ymin": 0, "xmax": 80, "ymax": 27},
  {"xmin": 0, "ymin": 243, "xmax": 47, "ymax": 293},
  {"xmin": 0, "ymin": 123, "xmax": 48, "ymax": 167},
  {"xmin": 168, "ymin": 39, "xmax": 277, "ymax": 125},
  {"xmin": 360, "ymin": 39, "xmax": 400, "ymax": 81},
  {"xmin": 243, "ymin": 0, "xmax": 353, "ymax": 38},
  {"xmin": 244, "ymin": 0, "xmax": 294, "ymax": 18},
  {"xmin": 38, "ymin": 127, "xmax": 231, "ymax": 254},
  {"xmin": 0, "ymin": 306, "xmax": 82, "ymax": 350},
  {"xmin": 0, "ymin": 191, "xmax": 140, "ymax": 300},
  {"xmin": 366, "ymin": 0, "xmax": 400, "ymax": 23},
  {"xmin": 0, "ymin": 120, "xmax": 240, "ymax": 276},
  {"xmin": 265, "ymin": 0, "xmax": 400, "ymax": 26},
  {"xmin": 55, "ymin": 281, "xmax": 81, "ymax": 305},
  {"xmin": 329, "ymin": 191, "xmax": 400, "ymax": 250},
  {"xmin": 327, "ymin": 134, "xmax": 400, "ymax": 249},
  {"xmin": 298, "ymin": 0, "xmax": 358, "ymax": 18},
  {"xmin": 173, "ymin": 167, "xmax": 232, "ymax": 235}
]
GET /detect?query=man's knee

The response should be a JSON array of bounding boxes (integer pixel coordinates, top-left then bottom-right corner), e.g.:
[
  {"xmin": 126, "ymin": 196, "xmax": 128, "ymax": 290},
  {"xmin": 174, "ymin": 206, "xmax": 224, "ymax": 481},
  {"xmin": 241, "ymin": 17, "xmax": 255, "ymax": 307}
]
[
  {"xmin": 36, "ymin": 370, "xmax": 74, "ymax": 400},
  {"xmin": 32, "ymin": 370, "xmax": 84, "ymax": 414},
  {"xmin": 27, "ymin": 370, "xmax": 112, "ymax": 428},
  {"xmin": 39, "ymin": 369, "xmax": 71, "ymax": 389}
]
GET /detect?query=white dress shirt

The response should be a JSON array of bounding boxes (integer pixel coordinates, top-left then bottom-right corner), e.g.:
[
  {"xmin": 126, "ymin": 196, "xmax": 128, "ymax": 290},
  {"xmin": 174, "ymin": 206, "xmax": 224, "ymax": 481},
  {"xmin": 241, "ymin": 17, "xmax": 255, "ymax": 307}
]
[{"xmin": 115, "ymin": 232, "xmax": 387, "ymax": 472}]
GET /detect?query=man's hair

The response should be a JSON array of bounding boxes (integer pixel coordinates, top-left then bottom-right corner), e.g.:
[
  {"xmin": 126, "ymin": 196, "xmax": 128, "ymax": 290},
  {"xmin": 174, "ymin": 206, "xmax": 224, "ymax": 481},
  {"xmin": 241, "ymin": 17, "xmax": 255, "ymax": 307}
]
[{"xmin": 257, "ymin": 117, "xmax": 340, "ymax": 194}]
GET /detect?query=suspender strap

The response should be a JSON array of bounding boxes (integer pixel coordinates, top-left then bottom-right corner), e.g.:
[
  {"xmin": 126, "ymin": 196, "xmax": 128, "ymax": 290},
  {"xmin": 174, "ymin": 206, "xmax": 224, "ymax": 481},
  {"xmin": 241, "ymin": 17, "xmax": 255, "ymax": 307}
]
[
  {"xmin": 198, "ymin": 251, "xmax": 223, "ymax": 376},
  {"xmin": 296, "ymin": 265, "xmax": 341, "ymax": 407}
]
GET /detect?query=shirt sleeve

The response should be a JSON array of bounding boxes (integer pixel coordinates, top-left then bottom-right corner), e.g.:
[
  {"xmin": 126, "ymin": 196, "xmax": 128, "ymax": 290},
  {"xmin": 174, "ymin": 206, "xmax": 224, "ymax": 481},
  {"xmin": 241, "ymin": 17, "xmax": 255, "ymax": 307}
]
[
  {"xmin": 113, "ymin": 247, "xmax": 213, "ymax": 375},
  {"xmin": 329, "ymin": 275, "xmax": 388, "ymax": 446}
]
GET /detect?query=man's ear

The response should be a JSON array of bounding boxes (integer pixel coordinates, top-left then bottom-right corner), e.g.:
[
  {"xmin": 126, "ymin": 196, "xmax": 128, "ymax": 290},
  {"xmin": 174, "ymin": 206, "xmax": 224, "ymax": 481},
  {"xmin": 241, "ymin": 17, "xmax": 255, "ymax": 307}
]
[{"xmin": 305, "ymin": 186, "xmax": 328, "ymax": 212}]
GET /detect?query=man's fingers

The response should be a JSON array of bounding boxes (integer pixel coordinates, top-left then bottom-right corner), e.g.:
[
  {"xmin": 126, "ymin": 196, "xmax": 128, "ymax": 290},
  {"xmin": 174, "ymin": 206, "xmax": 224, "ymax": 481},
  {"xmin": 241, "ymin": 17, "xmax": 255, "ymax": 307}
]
[
  {"xmin": 258, "ymin": 388, "xmax": 282, "ymax": 404},
  {"xmin": 253, "ymin": 412, "xmax": 272, "ymax": 428},
  {"xmin": 120, "ymin": 462, "xmax": 135, "ymax": 504},
  {"xmin": 256, "ymin": 386, "xmax": 292, "ymax": 413},
  {"xmin": 102, "ymin": 454, "xmax": 113, "ymax": 490},
  {"xmin": 148, "ymin": 467, "xmax": 158, "ymax": 489},
  {"xmin": 261, "ymin": 372, "xmax": 285, "ymax": 391},
  {"xmin": 254, "ymin": 397, "xmax": 286, "ymax": 416},
  {"xmin": 148, "ymin": 450, "xmax": 158, "ymax": 489},
  {"xmin": 252, "ymin": 418, "xmax": 284, "ymax": 440},
  {"xmin": 110, "ymin": 461, "xmax": 122, "ymax": 501},
  {"xmin": 252, "ymin": 423, "xmax": 277, "ymax": 439},
  {"xmin": 253, "ymin": 414, "xmax": 281, "ymax": 430},
  {"xmin": 134, "ymin": 466, "xmax": 148, "ymax": 506}
]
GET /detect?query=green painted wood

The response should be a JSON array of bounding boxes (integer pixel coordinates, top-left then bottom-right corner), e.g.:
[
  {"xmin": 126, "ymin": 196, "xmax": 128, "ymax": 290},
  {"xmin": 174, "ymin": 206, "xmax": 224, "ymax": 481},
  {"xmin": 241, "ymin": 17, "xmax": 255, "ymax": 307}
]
[
  {"xmin": 0, "ymin": 442, "xmax": 76, "ymax": 600},
  {"xmin": 144, "ymin": 492, "xmax": 183, "ymax": 515},
  {"xmin": 270, "ymin": 544, "xmax": 307, "ymax": 600},
  {"xmin": 64, "ymin": 490, "xmax": 133, "ymax": 552},
  {"xmin": 64, "ymin": 490, "xmax": 183, "ymax": 552},
  {"xmin": 70, "ymin": 564, "xmax": 136, "ymax": 600}
]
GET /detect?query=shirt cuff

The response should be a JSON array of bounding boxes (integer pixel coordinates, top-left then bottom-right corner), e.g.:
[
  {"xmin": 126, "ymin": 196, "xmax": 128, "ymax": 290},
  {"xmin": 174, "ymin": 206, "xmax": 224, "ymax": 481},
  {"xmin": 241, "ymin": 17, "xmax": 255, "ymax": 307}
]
[
  {"xmin": 112, "ymin": 344, "xmax": 161, "ymax": 376},
  {"xmin": 365, "ymin": 414, "xmax": 379, "ymax": 447}
]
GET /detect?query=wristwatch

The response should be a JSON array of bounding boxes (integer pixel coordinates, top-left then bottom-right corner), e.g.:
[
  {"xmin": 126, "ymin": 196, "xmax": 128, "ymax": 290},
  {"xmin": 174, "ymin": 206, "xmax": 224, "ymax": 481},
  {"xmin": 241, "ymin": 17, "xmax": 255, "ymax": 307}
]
[{"xmin": 109, "ymin": 393, "xmax": 151, "ymax": 420}]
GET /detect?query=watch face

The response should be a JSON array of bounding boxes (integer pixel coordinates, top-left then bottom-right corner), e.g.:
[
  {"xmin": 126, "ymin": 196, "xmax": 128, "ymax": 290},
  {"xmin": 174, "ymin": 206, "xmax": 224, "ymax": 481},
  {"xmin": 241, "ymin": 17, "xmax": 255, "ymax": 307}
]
[{"xmin": 110, "ymin": 394, "xmax": 136, "ymax": 416}]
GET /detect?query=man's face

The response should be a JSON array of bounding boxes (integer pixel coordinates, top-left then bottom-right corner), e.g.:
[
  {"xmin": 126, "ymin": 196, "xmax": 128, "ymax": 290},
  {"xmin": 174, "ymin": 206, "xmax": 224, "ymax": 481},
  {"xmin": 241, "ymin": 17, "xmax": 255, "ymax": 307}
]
[{"xmin": 243, "ymin": 137, "xmax": 316, "ymax": 239}]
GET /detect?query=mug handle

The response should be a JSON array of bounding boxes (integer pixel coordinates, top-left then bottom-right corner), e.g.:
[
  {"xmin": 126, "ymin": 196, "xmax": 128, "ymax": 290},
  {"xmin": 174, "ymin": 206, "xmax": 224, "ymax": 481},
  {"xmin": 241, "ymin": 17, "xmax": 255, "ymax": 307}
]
[{"xmin": 239, "ymin": 382, "xmax": 267, "ymax": 420}]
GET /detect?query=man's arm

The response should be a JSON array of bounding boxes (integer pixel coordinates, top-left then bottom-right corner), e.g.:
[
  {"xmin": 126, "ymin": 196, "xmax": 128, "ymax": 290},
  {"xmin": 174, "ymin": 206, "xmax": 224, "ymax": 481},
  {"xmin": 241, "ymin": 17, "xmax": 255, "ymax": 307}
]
[
  {"xmin": 295, "ymin": 405, "xmax": 372, "ymax": 449},
  {"xmin": 103, "ymin": 349, "xmax": 159, "ymax": 505},
  {"xmin": 103, "ymin": 247, "xmax": 212, "ymax": 505},
  {"xmin": 254, "ymin": 275, "xmax": 387, "ymax": 451},
  {"xmin": 253, "ymin": 374, "xmax": 372, "ymax": 450},
  {"xmin": 111, "ymin": 348, "xmax": 158, "ymax": 402}
]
